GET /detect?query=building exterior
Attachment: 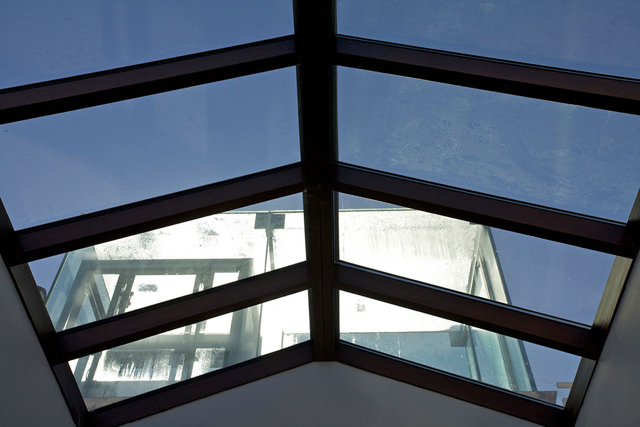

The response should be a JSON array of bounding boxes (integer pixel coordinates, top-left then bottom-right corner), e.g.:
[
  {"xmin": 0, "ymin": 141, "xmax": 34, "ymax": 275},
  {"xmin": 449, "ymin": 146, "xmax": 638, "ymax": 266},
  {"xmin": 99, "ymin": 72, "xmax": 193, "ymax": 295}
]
[{"xmin": 45, "ymin": 208, "xmax": 553, "ymax": 410}]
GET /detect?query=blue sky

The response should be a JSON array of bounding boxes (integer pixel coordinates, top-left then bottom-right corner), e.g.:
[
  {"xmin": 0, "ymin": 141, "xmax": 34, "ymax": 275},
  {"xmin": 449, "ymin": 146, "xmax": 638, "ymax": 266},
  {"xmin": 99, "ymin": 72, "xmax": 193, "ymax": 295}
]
[
  {"xmin": 0, "ymin": 67, "xmax": 300, "ymax": 228},
  {"xmin": 2, "ymin": 0, "xmax": 638, "ymax": 406},
  {"xmin": 339, "ymin": 0, "xmax": 640, "ymax": 79},
  {"xmin": 0, "ymin": 0, "xmax": 293, "ymax": 89}
]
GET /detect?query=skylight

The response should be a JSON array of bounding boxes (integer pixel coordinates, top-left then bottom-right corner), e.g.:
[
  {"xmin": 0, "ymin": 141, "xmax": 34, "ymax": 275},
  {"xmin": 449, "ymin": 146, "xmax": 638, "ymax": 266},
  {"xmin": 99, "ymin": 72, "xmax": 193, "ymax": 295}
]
[
  {"xmin": 0, "ymin": 0, "xmax": 294, "ymax": 88},
  {"xmin": 338, "ymin": 0, "xmax": 640, "ymax": 78},
  {"xmin": 0, "ymin": 2, "xmax": 638, "ymax": 427},
  {"xmin": 0, "ymin": 68, "xmax": 300, "ymax": 229}
]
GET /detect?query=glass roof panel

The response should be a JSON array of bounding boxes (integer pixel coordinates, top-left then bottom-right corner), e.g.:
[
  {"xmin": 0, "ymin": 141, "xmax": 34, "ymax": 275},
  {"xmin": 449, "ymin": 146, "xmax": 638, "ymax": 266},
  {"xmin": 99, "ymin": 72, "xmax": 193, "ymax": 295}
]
[
  {"xmin": 72, "ymin": 290, "xmax": 310, "ymax": 411},
  {"xmin": 0, "ymin": 67, "xmax": 300, "ymax": 229},
  {"xmin": 338, "ymin": 194, "xmax": 613, "ymax": 325},
  {"xmin": 31, "ymin": 194, "xmax": 305, "ymax": 331},
  {"xmin": 340, "ymin": 291, "xmax": 580, "ymax": 407},
  {"xmin": 338, "ymin": 67, "xmax": 640, "ymax": 222},
  {"xmin": 338, "ymin": 0, "xmax": 640, "ymax": 79},
  {"xmin": 0, "ymin": 0, "xmax": 294, "ymax": 89}
]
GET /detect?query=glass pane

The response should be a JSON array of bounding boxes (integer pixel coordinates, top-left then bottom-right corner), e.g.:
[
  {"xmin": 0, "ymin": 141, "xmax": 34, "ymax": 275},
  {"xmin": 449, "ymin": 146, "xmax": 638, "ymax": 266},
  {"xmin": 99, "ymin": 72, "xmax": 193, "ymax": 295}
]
[
  {"xmin": 338, "ymin": 194, "xmax": 614, "ymax": 325},
  {"xmin": 73, "ymin": 291, "xmax": 310, "ymax": 411},
  {"xmin": 34, "ymin": 194, "xmax": 306, "ymax": 331},
  {"xmin": 338, "ymin": 67, "xmax": 640, "ymax": 222},
  {"xmin": 0, "ymin": 67, "xmax": 300, "ymax": 229},
  {"xmin": 338, "ymin": 0, "xmax": 640, "ymax": 79},
  {"xmin": 340, "ymin": 292, "xmax": 579, "ymax": 406},
  {"xmin": 0, "ymin": 0, "xmax": 293, "ymax": 88}
]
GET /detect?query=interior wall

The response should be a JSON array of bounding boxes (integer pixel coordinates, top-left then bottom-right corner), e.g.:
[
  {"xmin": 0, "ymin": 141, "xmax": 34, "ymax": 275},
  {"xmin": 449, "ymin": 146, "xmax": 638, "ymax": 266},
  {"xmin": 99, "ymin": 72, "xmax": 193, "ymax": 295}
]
[
  {"xmin": 125, "ymin": 362, "xmax": 539, "ymax": 427},
  {"xmin": 0, "ymin": 257, "xmax": 74, "ymax": 427},
  {"xmin": 576, "ymin": 256, "xmax": 640, "ymax": 427}
]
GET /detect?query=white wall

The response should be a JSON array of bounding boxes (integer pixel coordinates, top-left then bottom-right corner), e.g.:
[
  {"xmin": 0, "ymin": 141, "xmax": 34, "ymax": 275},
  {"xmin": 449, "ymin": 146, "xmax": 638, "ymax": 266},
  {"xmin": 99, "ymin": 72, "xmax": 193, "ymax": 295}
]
[
  {"xmin": 126, "ymin": 362, "xmax": 539, "ymax": 427},
  {"xmin": 576, "ymin": 257, "xmax": 640, "ymax": 427},
  {"xmin": 0, "ymin": 257, "xmax": 74, "ymax": 427}
]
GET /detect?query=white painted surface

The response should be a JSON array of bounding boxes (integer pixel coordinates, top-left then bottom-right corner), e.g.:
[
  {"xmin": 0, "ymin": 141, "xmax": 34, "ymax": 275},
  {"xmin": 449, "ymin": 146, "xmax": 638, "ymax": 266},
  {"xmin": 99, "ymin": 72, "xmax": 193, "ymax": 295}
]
[
  {"xmin": 0, "ymin": 257, "xmax": 74, "ymax": 427},
  {"xmin": 126, "ymin": 362, "xmax": 540, "ymax": 427},
  {"xmin": 576, "ymin": 255, "xmax": 640, "ymax": 427},
  {"xmin": 339, "ymin": 209, "xmax": 479, "ymax": 294}
]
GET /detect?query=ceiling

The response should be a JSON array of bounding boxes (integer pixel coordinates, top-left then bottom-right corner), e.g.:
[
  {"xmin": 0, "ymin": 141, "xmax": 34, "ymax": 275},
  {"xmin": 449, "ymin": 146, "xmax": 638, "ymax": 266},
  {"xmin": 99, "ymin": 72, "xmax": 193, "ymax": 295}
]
[{"xmin": 1, "ymin": 2, "xmax": 639, "ymax": 426}]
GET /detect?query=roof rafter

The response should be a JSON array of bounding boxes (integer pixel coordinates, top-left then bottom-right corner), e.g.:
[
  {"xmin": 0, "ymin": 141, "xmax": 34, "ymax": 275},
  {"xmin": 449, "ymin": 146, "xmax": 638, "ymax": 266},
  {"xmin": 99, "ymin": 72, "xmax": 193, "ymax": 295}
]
[{"xmin": 0, "ymin": 1, "xmax": 638, "ymax": 426}]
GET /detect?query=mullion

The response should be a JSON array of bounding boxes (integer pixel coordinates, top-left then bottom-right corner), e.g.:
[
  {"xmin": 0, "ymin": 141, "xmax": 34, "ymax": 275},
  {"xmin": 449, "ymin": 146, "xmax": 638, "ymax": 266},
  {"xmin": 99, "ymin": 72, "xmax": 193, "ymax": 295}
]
[
  {"xmin": 335, "ymin": 262, "xmax": 597, "ymax": 359},
  {"xmin": 0, "ymin": 36, "xmax": 298, "ymax": 125},
  {"xmin": 564, "ymin": 192, "xmax": 640, "ymax": 422},
  {"xmin": 295, "ymin": 0, "xmax": 337, "ymax": 361},
  {"xmin": 0, "ymin": 4, "xmax": 635, "ymax": 426},
  {"xmin": 8, "ymin": 163, "xmax": 304, "ymax": 265},
  {"xmin": 51, "ymin": 363, "xmax": 89, "ymax": 426},
  {"xmin": 334, "ymin": 163, "xmax": 635, "ymax": 258},
  {"xmin": 334, "ymin": 36, "xmax": 640, "ymax": 116},
  {"xmin": 593, "ymin": 188, "xmax": 640, "ymax": 338},
  {"xmin": 0, "ymin": 202, "xmax": 89, "ymax": 424},
  {"xmin": 54, "ymin": 262, "xmax": 309, "ymax": 364},
  {"xmin": 88, "ymin": 341, "xmax": 314, "ymax": 427},
  {"xmin": 564, "ymin": 358, "xmax": 598, "ymax": 423},
  {"xmin": 336, "ymin": 342, "xmax": 568, "ymax": 427}
]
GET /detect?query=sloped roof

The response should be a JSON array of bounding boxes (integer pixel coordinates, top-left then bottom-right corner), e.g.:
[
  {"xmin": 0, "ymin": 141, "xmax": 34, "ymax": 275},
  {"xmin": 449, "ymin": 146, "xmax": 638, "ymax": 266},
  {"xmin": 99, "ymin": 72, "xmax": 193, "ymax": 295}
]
[{"xmin": 1, "ymin": 2, "xmax": 639, "ymax": 426}]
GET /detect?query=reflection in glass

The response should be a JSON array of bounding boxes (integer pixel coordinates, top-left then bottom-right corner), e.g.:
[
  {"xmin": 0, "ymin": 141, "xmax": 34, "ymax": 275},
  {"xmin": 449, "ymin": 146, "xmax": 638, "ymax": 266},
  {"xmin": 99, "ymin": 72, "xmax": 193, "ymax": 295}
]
[
  {"xmin": 340, "ymin": 292, "xmax": 579, "ymax": 406},
  {"xmin": 338, "ymin": 0, "xmax": 640, "ymax": 78},
  {"xmin": 1, "ymin": 0, "xmax": 293, "ymax": 88},
  {"xmin": 0, "ymin": 67, "xmax": 300, "ymax": 229},
  {"xmin": 338, "ymin": 67, "xmax": 640, "ymax": 222},
  {"xmin": 337, "ymin": 194, "xmax": 613, "ymax": 325},
  {"xmin": 39, "ymin": 194, "xmax": 305, "ymax": 331},
  {"xmin": 72, "ymin": 291, "xmax": 310, "ymax": 410}
]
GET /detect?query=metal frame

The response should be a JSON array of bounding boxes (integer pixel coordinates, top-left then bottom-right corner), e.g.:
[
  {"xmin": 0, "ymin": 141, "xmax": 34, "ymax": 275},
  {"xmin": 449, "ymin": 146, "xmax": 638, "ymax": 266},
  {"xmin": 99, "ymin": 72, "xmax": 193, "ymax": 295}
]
[
  {"xmin": 336, "ymin": 342, "xmax": 570, "ymax": 426},
  {"xmin": 53, "ymin": 258, "xmax": 254, "ymax": 331},
  {"xmin": 1, "ymin": 1, "xmax": 639, "ymax": 426},
  {"xmin": 0, "ymin": 36, "xmax": 298, "ymax": 125},
  {"xmin": 334, "ymin": 36, "xmax": 640, "ymax": 116},
  {"xmin": 90, "ymin": 342, "xmax": 314, "ymax": 427},
  {"xmin": 334, "ymin": 164, "xmax": 635, "ymax": 257},
  {"xmin": 335, "ymin": 262, "xmax": 597, "ymax": 359},
  {"xmin": 295, "ymin": 0, "xmax": 338, "ymax": 361},
  {"xmin": 55, "ymin": 263, "xmax": 308, "ymax": 363},
  {"xmin": 7, "ymin": 163, "xmax": 304, "ymax": 265}
]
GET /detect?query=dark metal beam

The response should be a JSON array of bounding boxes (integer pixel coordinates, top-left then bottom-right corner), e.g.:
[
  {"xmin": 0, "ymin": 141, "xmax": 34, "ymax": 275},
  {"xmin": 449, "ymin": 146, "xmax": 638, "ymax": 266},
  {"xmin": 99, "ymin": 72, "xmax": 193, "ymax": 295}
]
[
  {"xmin": 295, "ymin": 0, "xmax": 338, "ymax": 361},
  {"xmin": 0, "ymin": 36, "xmax": 298, "ymax": 124},
  {"xmin": 55, "ymin": 263, "xmax": 309, "ymax": 363},
  {"xmin": 0, "ymin": 201, "xmax": 88, "ymax": 425},
  {"xmin": 89, "ymin": 341, "xmax": 314, "ymax": 427},
  {"xmin": 335, "ymin": 262, "xmax": 597, "ymax": 359},
  {"xmin": 591, "ymin": 257, "xmax": 635, "ymax": 347},
  {"xmin": 564, "ymin": 358, "xmax": 597, "ymax": 423},
  {"xmin": 564, "ymin": 188, "xmax": 640, "ymax": 422},
  {"xmin": 2, "ymin": 8, "xmax": 635, "ymax": 427},
  {"xmin": 9, "ymin": 262, "xmax": 89, "ymax": 426},
  {"xmin": 8, "ymin": 164, "xmax": 304, "ymax": 265},
  {"xmin": 51, "ymin": 364, "xmax": 89, "ymax": 427},
  {"xmin": 337, "ymin": 342, "xmax": 568, "ymax": 427},
  {"xmin": 335, "ymin": 36, "xmax": 640, "ymax": 116},
  {"xmin": 335, "ymin": 164, "xmax": 635, "ymax": 258},
  {"xmin": 7, "ymin": 264, "xmax": 59, "ymax": 357}
]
